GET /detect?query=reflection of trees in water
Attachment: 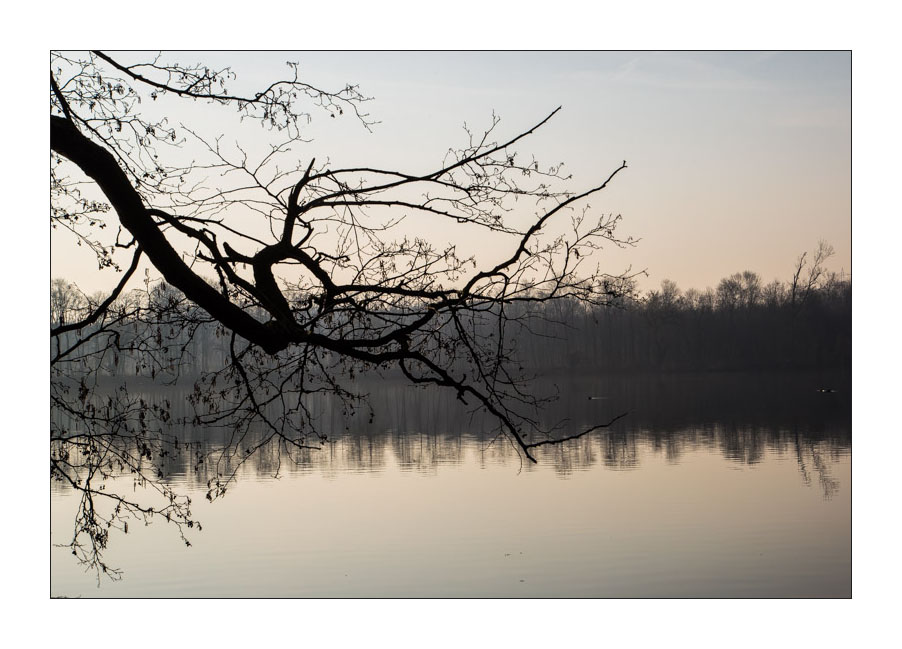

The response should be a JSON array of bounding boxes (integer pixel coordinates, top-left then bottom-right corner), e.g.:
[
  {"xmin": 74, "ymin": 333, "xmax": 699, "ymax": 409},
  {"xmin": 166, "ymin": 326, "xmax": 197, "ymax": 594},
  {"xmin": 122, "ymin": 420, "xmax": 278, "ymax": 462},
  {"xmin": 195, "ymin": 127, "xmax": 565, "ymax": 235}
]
[
  {"xmin": 533, "ymin": 431, "xmax": 640, "ymax": 474},
  {"xmin": 718, "ymin": 424, "xmax": 770, "ymax": 465},
  {"xmin": 53, "ymin": 413, "xmax": 847, "ymax": 500},
  {"xmin": 52, "ymin": 372, "xmax": 850, "ymax": 493},
  {"xmin": 793, "ymin": 431, "xmax": 843, "ymax": 499},
  {"xmin": 392, "ymin": 432, "xmax": 465, "ymax": 474}
]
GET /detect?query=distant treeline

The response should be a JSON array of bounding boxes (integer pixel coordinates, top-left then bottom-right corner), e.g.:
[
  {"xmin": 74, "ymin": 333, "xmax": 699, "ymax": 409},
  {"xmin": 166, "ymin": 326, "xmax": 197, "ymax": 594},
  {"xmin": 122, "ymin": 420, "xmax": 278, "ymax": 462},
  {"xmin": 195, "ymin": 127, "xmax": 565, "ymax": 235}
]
[
  {"xmin": 517, "ymin": 270, "xmax": 851, "ymax": 372},
  {"xmin": 51, "ymin": 263, "xmax": 851, "ymax": 379}
]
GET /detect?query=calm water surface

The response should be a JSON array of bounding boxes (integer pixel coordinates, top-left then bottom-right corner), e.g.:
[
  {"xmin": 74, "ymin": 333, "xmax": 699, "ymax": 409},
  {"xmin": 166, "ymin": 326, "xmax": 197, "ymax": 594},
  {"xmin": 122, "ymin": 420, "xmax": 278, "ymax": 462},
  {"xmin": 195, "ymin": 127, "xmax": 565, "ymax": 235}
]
[{"xmin": 51, "ymin": 372, "xmax": 851, "ymax": 597}]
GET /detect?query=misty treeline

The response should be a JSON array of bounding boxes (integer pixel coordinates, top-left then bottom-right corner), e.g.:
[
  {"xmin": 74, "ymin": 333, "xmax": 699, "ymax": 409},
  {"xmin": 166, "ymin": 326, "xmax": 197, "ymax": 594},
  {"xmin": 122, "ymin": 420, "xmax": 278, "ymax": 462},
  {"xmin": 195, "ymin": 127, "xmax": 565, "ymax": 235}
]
[
  {"xmin": 51, "ymin": 241, "xmax": 850, "ymax": 381},
  {"xmin": 522, "ymin": 246, "xmax": 851, "ymax": 373}
]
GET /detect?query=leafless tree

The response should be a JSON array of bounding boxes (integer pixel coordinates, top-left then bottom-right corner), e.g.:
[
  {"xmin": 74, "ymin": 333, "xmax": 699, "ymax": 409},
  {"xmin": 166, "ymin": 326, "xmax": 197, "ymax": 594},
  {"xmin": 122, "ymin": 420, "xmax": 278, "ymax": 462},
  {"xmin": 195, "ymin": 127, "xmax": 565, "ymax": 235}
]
[
  {"xmin": 790, "ymin": 240, "xmax": 836, "ymax": 308},
  {"xmin": 51, "ymin": 51, "xmax": 637, "ymax": 577}
]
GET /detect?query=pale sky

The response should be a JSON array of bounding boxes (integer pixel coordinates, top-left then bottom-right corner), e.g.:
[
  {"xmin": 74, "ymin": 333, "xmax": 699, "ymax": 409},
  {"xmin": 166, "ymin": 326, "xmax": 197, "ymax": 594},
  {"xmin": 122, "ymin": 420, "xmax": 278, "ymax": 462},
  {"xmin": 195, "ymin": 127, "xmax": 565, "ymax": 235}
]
[{"xmin": 51, "ymin": 51, "xmax": 851, "ymax": 295}]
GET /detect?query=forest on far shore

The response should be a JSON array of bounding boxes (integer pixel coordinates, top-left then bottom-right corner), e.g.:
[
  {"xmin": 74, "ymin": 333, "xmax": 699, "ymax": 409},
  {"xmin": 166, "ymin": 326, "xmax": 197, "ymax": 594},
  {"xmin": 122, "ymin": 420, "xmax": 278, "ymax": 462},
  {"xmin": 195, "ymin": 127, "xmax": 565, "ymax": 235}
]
[
  {"xmin": 51, "ymin": 242, "xmax": 851, "ymax": 379},
  {"xmin": 520, "ymin": 267, "xmax": 850, "ymax": 373}
]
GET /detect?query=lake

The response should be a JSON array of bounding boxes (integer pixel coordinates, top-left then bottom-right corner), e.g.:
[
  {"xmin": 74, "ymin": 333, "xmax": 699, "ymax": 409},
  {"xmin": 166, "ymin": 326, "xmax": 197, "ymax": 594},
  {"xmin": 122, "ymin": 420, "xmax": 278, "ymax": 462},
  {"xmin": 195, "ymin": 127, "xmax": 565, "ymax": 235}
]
[{"xmin": 50, "ymin": 370, "xmax": 851, "ymax": 597}]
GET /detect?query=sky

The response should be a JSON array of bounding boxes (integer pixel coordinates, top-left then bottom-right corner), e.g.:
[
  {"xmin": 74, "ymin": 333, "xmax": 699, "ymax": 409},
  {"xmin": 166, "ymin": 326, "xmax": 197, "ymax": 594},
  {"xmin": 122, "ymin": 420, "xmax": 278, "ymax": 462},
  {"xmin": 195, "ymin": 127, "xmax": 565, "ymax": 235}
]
[{"xmin": 50, "ymin": 51, "xmax": 851, "ymax": 296}]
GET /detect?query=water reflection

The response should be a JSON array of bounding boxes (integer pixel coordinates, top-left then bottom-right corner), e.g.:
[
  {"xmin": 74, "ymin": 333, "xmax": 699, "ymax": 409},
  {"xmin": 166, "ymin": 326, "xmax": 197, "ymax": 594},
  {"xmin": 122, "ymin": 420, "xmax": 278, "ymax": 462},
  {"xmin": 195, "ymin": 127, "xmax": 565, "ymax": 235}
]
[
  {"xmin": 52, "ymin": 371, "xmax": 850, "ymax": 492},
  {"xmin": 51, "ymin": 371, "xmax": 851, "ymax": 597}
]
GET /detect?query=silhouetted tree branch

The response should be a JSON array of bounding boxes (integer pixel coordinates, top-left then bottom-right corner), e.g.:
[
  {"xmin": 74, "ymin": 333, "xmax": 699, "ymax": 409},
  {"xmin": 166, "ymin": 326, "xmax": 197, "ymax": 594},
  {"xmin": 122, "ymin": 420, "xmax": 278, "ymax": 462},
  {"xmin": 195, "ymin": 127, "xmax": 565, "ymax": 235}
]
[{"xmin": 51, "ymin": 51, "xmax": 637, "ymax": 577}]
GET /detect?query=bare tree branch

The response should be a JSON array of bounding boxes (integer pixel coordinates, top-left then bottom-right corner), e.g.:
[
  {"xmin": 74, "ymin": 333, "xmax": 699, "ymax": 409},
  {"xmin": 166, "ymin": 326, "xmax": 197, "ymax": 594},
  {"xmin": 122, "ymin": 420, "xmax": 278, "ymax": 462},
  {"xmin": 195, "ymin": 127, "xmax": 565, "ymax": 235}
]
[{"xmin": 50, "ymin": 51, "xmax": 638, "ymax": 576}]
